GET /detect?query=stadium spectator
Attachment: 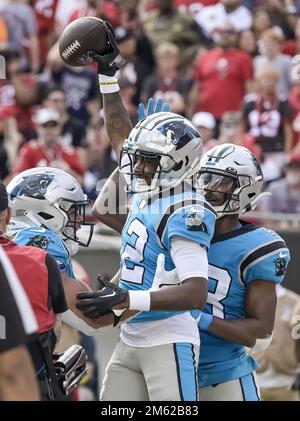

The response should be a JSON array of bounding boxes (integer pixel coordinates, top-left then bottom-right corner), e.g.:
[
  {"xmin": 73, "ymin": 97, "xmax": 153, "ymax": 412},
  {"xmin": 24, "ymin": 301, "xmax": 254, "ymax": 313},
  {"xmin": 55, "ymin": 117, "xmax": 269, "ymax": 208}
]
[
  {"xmin": 288, "ymin": 80, "xmax": 300, "ymax": 149},
  {"xmin": 0, "ymin": 49, "xmax": 38, "ymax": 140},
  {"xmin": 260, "ymin": 151, "xmax": 300, "ymax": 214},
  {"xmin": 32, "ymin": 0, "xmax": 60, "ymax": 70},
  {"xmin": 254, "ymin": 28, "xmax": 293, "ymax": 97},
  {"xmin": 118, "ymin": 77, "xmax": 138, "ymax": 125},
  {"xmin": 115, "ymin": 26, "xmax": 154, "ymax": 106},
  {"xmin": 242, "ymin": 66, "xmax": 293, "ymax": 180},
  {"xmin": 141, "ymin": 42, "xmax": 191, "ymax": 115},
  {"xmin": 252, "ymin": 7, "xmax": 274, "ymax": 39},
  {"xmin": 217, "ymin": 111, "xmax": 262, "ymax": 160},
  {"xmin": 191, "ymin": 111, "xmax": 217, "ymax": 153},
  {"xmin": 189, "ymin": 21, "xmax": 253, "ymax": 121},
  {"xmin": 84, "ymin": 119, "xmax": 117, "ymax": 200},
  {"xmin": 13, "ymin": 108, "xmax": 84, "ymax": 183},
  {"xmin": 118, "ymin": 2, "xmax": 155, "ymax": 88},
  {"xmin": 195, "ymin": 0, "xmax": 253, "ymax": 38},
  {"xmin": 238, "ymin": 30, "xmax": 258, "ymax": 57},
  {"xmin": 43, "ymin": 86, "xmax": 87, "ymax": 149},
  {"xmin": 282, "ymin": 17, "xmax": 300, "ymax": 56},
  {"xmin": 0, "ymin": 0, "xmax": 39, "ymax": 73},
  {"xmin": 142, "ymin": 0, "xmax": 203, "ymax": 68},
  {"xmin": 253, "ymin": 285, "xmax": 300, "ymax": 401},
  {"xmin": 0, "ymin": 108, "xmax": 22, "ymax": 182},
  {"xmin": 47, "ymin": 42, "xmax": 100, "ymax": 130}
]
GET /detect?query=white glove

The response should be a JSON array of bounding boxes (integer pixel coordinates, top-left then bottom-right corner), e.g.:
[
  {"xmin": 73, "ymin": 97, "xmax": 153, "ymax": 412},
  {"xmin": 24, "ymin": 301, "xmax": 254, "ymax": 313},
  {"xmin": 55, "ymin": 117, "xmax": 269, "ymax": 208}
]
[{"xmin": 151, "ymin": 254, "xmax": 181, "ymax": 291}]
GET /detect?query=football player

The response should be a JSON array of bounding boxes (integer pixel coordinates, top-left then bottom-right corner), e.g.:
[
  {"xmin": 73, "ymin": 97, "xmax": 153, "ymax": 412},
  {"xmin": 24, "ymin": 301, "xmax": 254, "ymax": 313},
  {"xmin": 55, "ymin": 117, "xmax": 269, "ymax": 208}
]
[
  {"xmin": 6, "ymin": 167, "xmax": 118, "ymax": 334},
  {"xmin": 74, "ymin": 29, "xmax": 218, "ymax": 400},
  {"xmin": 194, "ymin": 144, "xmax": 290, "ymax": 401},
  {"xmin": 78, "ymin": 111, "xmax": 216, "ymax": 401}
]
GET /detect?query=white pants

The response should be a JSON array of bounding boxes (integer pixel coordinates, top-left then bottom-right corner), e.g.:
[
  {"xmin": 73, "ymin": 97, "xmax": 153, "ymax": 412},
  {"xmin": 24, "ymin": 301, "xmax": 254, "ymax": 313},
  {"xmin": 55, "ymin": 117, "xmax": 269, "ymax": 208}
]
[
  {"xmin": 199, "ymin": 372, "xmax": 261, "ymax": 401},
  {"xmin": 100, "ymin": 340, "xmax": 199, "ymax": 401}
]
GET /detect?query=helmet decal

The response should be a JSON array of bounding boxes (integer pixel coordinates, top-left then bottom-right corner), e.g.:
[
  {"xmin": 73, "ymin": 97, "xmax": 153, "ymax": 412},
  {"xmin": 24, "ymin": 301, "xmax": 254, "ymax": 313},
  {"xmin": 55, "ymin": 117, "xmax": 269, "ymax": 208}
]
[{"xmin": 10, "ymin": 174, "xmax": 54, "ymax": 200}]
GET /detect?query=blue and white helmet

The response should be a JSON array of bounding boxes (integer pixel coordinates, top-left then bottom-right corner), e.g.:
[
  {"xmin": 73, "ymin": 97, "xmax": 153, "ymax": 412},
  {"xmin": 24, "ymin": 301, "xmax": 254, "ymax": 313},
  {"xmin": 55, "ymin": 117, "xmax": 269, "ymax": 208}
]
[
  {"xmin": 195, "ymin": 144, "xmax": 264, "ymax": 217},
  {"xmin": 119, "ymin": 112, "xmax": 203, "ymax": 197},
  {"xmin": 7, "ymin": 167, "xmax": 94, "ymax": 254}
]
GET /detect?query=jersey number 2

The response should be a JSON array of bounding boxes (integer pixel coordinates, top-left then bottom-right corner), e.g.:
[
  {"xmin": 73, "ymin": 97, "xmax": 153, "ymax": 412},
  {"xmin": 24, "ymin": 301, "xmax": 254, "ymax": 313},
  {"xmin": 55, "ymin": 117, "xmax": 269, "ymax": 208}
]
[{"xmin": 121, "ymin": 219, "xmax": 148, "ymax": 285}]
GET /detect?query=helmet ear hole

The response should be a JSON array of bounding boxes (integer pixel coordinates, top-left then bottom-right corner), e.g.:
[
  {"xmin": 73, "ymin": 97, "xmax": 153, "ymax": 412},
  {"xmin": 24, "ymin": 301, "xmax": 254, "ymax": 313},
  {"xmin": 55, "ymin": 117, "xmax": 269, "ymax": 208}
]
[
  {"xmin": 248, "ymin": 192, "xmax": 256, "ymax": 199},
  {"xmin": 38, "ymin": 212, "xmax": 54, "ymax": 220},
  {"xmin": 173, "ymin": 161, "xmax": 183, "ymax": 172}
]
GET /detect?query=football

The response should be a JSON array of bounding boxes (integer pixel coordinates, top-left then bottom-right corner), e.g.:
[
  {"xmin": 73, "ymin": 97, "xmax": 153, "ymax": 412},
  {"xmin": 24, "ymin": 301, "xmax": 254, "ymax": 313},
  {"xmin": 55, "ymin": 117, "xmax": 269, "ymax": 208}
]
[{"xmin": 58, "ymin": 17, "xmax": 109, "ymax": 67}]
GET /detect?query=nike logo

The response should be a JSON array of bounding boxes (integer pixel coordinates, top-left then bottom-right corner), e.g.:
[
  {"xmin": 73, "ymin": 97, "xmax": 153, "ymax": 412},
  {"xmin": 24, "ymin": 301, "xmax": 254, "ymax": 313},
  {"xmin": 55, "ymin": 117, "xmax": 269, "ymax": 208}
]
[
  {"xmin": 279, "ymin": 251, "xmax": 289, "ymax": 258},
  {"xmin": 101, "ymin": 291, "xmax": 116, "ymax": 298}
]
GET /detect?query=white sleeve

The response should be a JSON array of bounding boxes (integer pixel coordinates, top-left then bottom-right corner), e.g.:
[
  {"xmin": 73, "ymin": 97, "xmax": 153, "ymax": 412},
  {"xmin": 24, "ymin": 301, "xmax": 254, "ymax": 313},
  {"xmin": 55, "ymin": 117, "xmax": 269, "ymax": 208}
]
[
  {"xmin": 170, "ymin": 236, "xmax": 208, "ymax": 282},
  {"xmin": 61, "ymin": 310, "xmax": 112, "ymax": 336}
]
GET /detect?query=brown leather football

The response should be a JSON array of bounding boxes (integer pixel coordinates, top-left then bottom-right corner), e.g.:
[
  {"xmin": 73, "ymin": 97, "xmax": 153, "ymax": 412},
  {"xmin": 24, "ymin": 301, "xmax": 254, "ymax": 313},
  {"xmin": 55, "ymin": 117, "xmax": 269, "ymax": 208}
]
[{"xmin": 58, "ymin": 17, "xmax": 109, "ymax": 67}]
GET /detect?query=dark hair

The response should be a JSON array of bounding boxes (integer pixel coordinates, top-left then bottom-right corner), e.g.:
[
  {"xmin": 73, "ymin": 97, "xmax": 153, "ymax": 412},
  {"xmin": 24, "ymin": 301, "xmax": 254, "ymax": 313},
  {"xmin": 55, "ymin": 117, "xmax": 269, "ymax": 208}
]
[{"xmin": 42, "ymin": 85, "xmax": 65, "ymax": 101}]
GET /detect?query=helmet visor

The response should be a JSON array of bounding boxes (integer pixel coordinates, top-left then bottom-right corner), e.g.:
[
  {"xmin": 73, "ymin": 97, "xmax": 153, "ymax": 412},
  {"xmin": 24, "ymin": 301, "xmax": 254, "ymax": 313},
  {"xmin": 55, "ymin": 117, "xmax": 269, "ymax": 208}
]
[
  {"xmin": 196, "ymin": 171, "xmax": 237, "ymax": 206},
  {"xmin": 119, "ymin": 149, "xmax": 176, "ymax": 194}
]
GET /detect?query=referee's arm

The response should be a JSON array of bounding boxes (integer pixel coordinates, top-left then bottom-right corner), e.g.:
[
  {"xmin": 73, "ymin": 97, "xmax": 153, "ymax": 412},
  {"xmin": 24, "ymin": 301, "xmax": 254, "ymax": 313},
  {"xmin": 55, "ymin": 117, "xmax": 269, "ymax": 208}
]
[{"xmin": 0, "ymin": 248, "xmax": 40, "ymax": 401}]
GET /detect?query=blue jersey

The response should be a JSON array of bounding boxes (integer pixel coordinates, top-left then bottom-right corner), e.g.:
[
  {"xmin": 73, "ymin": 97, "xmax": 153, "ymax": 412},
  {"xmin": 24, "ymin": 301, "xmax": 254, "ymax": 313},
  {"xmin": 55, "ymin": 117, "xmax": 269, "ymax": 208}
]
[
  {"xmin": 11, "ymin": 226, "xmax": 74, "ymax": 278},
  {"xmin": 119, "ymin": 189, "xmax": 217, "ymax": 323},
  {"xmin": 199, "ymin": 221, "xmax": 290, "ymax": 387}
]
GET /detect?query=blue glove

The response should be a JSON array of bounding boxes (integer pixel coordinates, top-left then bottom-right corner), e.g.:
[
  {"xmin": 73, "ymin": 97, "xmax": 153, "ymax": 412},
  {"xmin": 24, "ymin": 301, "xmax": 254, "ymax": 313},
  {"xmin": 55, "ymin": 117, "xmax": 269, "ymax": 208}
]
[
  {"xmin": 138, "ymin": 97, "xmax": 170, "ymax": 121},
  {"xmin": 198, "ymin": 312, "xmax": 213, "ymax": 332}
]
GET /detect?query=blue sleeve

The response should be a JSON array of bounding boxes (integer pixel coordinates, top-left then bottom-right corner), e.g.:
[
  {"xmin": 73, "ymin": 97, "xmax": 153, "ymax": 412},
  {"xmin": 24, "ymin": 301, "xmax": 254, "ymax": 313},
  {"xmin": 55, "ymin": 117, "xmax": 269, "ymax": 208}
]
[
  {"xmin": 161, "ymin": 205, "xmax": 216, "ymax": 250},
  {"xmin": 13, "ymin": 228, "xmax": 70, "ymax": 273},
  {"xmin": 244, "ymin": 248, "xmax": 290, "ymax": 284}
]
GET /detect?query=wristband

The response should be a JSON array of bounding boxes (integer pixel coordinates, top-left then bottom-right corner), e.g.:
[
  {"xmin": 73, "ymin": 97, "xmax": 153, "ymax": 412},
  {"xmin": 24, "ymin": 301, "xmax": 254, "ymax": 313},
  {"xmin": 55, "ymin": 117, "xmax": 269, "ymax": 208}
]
[
  {"xmin": 199, "ymin": 312, "xmax": 213, "ymax": 331},
  {"xmin": 128, "ymin": 290, "xmax": 151, "ymax": 312},
  {"xmin": 99, "ymin": 74, "xmax": 120, "ymax": 94}
]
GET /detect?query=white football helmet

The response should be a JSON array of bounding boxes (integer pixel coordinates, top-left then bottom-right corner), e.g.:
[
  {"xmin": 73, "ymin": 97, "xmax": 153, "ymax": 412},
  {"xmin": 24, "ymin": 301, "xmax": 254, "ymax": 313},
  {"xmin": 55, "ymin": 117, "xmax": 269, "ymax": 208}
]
[
  {"xmin": 119, "ymin": 112, "xmax": 203, "ymax": 197},
  {"xmin": 195, "ymin": 144, "xmax": 264, "ymax": 217},
  {"xmin": 7, "ymin": 167, "xmax": 94, "ymax": 254}
]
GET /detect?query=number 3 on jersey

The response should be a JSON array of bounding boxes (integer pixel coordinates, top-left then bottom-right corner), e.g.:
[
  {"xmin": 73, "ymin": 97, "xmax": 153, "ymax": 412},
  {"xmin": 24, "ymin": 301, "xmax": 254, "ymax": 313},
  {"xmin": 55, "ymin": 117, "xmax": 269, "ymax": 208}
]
[
  {"xmin": 121, "ymin": 219, "xmax": 148, "ymax": 285},
  {"xmin": 207, "ymin": 265, "xmax": 232, "ymax": 319}
]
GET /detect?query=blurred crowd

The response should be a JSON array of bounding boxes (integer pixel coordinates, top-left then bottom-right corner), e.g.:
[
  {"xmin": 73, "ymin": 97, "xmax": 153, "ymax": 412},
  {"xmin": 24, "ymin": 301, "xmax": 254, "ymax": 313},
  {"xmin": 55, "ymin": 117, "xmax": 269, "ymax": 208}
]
[{"xmin": 0, "ymin": 0, "xmax": 300, "ymax": 218}]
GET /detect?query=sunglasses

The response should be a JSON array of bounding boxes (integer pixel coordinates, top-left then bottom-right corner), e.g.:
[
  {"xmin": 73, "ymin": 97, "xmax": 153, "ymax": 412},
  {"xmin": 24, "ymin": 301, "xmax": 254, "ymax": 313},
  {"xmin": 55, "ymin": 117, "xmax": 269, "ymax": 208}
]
[{"xmin": 41, "ymin": 121, "xmax": 59, "ymax": 128}]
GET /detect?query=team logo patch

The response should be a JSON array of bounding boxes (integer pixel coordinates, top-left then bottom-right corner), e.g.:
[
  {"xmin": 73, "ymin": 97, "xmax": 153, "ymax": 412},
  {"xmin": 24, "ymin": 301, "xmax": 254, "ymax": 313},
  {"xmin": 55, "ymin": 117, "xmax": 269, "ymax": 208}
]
[
  {"xmin": 26, "ymin": 235, "xmax": 52, "ymax": 250},
  {"xmin": 275, "ymin": 257, "xmax": 288, "ymax": 276},
  {"xmin": 185, "ymin": 209, "xmax": 207, "ymax": 232}
]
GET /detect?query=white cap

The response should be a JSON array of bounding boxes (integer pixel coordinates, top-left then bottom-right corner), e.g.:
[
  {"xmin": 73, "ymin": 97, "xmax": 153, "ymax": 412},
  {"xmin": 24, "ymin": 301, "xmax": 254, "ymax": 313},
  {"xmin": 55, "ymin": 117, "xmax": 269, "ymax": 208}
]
[
  {"xmin": 192, "ymin": 112, "xmax": 216, "ymax": 130},
  {"xmin": 35, "ymin": 108, "xmax": 60, "ymax": 125}
]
